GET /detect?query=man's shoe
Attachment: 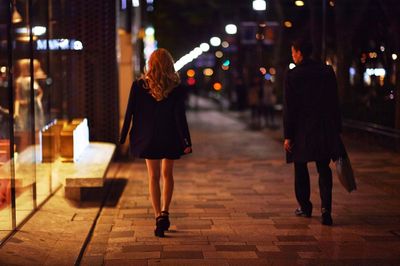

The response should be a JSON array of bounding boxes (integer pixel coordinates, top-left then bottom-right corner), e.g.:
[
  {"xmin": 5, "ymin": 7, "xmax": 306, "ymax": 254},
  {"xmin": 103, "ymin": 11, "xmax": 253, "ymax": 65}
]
[
  {"xmin": 294, "ymin": 208, "xmax": 312, "ymax": 218},
  {"xmin": 321, "ymin": 212, "xmax": 333, "ymax": 226}
]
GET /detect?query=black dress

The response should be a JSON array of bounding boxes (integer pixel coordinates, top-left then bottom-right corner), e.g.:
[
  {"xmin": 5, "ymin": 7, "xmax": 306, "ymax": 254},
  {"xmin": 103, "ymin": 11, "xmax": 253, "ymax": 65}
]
[{"xmin": 120, "ymin": 79, "xmax": 191, "ymax": 159}]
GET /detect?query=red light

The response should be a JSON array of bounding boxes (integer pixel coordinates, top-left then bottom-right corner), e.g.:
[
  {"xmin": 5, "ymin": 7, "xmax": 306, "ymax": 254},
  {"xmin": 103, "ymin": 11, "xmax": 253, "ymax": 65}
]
[{"xmin": 187, "ymin": 77, "xmax": 196, "ymax": 86}]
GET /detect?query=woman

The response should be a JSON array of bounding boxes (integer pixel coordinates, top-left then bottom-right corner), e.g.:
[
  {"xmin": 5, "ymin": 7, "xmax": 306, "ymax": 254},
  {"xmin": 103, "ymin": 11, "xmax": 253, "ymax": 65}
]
[{"xmin": 120, "ymin": 48, "xmax": 192, "ymax": 237}]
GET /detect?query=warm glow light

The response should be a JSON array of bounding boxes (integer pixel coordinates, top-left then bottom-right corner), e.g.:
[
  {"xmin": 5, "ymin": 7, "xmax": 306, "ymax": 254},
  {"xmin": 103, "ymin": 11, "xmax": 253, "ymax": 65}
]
[
  {"xmin": 215, "ymin": 51, "xmax": 223, "ymax": 58},
  {"xmin": 225, "ymin": 24, "xmax": 237, "ymax": 34},
  {"xmin": 203, "ymin": 68, "xmax": 214, "ymax": 76},
  {"xmin": 289, "ymin": 63, "xmax": 296, "ymax": 69},
  {"xmin": 210, "ymin": 37, "xmax": 221, "ymax": 47},
  {"xmin": 269, "ymin": 67, "xmax": 276, "ymax": 75},
  {"xmin": 213, "ymin": 82, "xmax": 222, "ymax": 91},
  {"xmin": 259, "ymin": 67, "xmax": 267, "ymax": 75},
  {"xmin": 253, "ymin": 0, "xmax": 266, "ymax": 11},
  {"xmin": 329, "ymin": 0, "xmax": 334, "ymax": 7},
  {"xmin": 0, "ymin": 66, "xmax": 6, "ymax": 73},
  {"xmin": 284, "ymin": 21, "xmax": 293, "ymax": 28},
  {"xmin": 295, "ymin": 0, "xmax": 305, "ymax": 7},
  {"xmin": 221, "ymin": 41, "xmax": 229, "ymax": 48},
  {"xmin": 186, "ymin": 69, "xmax": 195, "ymax": 78},
  {"xmin": 392, "ymin": 54, "xmax": 398, "ymax": 60}
]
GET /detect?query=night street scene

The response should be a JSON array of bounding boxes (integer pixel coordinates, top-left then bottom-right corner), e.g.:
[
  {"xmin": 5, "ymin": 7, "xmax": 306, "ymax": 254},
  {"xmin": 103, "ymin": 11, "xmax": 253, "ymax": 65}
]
[{"xmin": 0, "ymin": 0, "xmax": 400, "ymax": 265}]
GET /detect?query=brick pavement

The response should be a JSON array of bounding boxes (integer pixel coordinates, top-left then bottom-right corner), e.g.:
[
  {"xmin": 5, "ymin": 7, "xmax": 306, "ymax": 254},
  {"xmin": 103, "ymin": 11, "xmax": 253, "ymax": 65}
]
[{"xmin": 81, "ymin": 107, "xmax": 400, "ymax": 266}]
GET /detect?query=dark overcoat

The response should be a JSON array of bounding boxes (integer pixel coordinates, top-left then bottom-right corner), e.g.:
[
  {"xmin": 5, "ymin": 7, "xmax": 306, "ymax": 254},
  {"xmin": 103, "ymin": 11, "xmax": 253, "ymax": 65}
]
[
  {"xmin": 283, "ymin": 59, "xmax": 342, "ymax": 163},
  {"xmin": 119, "ymin": 79, "xmax": 191, "ymax": 159}
]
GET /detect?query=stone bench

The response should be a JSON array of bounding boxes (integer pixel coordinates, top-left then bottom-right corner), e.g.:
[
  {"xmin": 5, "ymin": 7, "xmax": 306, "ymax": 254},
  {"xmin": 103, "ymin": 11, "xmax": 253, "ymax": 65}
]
[{"xmin": 63, "ymin": 142, "xmax": 116, "ymax": 200}]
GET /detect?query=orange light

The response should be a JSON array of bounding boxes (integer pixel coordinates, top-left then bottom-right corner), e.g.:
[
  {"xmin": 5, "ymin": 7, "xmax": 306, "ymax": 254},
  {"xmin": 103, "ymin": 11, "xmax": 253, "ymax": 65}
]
[
  {"xmin": 284, "ymin": 21, "xmax": 292, "ymax": 28},
  {"xmin": 203, "ymin": 68, "xmax": 214, "ymax": 76},
  {"xmin": 269, "ymin": 67, "xmax": 276, "ymax": 75},
  {"xmin": 213, "ymin": 82, "xmax": 222, "ymax": 91},
  {"xmin": 186, "ymin": 69, "xmax": 195, "ymax": 77}
]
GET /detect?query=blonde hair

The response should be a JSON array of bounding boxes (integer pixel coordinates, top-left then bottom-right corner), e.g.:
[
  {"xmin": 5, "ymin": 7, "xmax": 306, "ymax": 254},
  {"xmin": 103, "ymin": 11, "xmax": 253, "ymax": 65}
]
[{"xmin": 143, "ymin": 48, "xmax": 180, "ymax": 101}]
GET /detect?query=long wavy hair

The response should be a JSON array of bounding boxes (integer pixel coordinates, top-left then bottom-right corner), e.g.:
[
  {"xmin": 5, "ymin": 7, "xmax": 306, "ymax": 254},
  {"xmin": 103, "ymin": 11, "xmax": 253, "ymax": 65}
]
[{"xmin": 143, "ymin": 48, "xmax": 180, "ymax": 101}]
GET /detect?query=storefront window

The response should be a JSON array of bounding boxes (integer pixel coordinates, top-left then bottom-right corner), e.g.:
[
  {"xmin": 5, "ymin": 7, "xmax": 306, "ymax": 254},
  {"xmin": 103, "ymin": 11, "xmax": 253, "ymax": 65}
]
[
  {"xmin": 0, "ymin": 1, "xmax": 13, "ymax": 240},
  {"xmin": 0, "ymin": 0, "xmax": 65, "ymax": 243}
]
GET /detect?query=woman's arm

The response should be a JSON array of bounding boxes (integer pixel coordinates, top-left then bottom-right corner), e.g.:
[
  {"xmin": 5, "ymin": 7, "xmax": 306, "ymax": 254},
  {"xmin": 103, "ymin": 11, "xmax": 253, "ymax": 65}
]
[
  {"xmin": 174, "ymin": 87, "xmax": 192, "ymax": 152},
  {"xmin": 120, "ymin": 81, "xmax": 136, "ymax": 144}
]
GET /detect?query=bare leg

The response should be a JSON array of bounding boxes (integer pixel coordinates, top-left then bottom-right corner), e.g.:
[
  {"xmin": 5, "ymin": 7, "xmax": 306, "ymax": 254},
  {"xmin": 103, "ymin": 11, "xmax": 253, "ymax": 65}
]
[
  {"xmin": 161, "ymin": 159, "xmax": 174, "ymax": 212},
  {"xmin": 145, "ymin": 159, "xmax": 161, "ymax": 218}
]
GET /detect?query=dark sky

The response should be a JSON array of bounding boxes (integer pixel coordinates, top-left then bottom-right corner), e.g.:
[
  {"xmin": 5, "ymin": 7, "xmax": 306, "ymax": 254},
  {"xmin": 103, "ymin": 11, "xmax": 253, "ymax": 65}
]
[{"xmin": 149, "ymin": 0, "xmax": 287, "ymax": 58}]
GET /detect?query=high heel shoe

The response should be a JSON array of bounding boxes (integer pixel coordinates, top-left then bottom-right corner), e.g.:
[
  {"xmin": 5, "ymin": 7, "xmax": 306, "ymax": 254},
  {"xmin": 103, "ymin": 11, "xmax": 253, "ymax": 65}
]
[
  {"xmin": 160, "ymin": 211, "xmax": 170, "ymax": 231},
  {"xmin": 154, "ymin": 216, "xmax": 165, "ymax": 237}
]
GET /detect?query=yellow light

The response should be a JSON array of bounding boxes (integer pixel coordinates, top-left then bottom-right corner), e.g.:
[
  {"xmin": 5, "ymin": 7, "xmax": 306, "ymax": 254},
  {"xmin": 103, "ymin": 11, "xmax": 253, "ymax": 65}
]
[
  {"xmin": 186, "ymin": 69, "xmax": 195, "ymax": 78},
  {"xmin": 329, "ymin": 0, "xmax": 335, "ymax": 7},
  {"xmin": 284, "ymin": 21, "xmax": 292, "ymax": 28},
  {"xmin": 295, "ymin": 0, "xmax": 305, "ymax": 7},
  {"xmin": 215, "ymin": 51, "xmax": 223, "ymax": 58},
  {"xmin": 0, "ymin": 66, "xmax": 6, "ymax": 73},
  {"xmin": 203, "ymin": 68, "xmax": 214, "ymax": 77},
  {"xmin": 213, "ymin": 82, "xmax": 222, "ymax": 91}
]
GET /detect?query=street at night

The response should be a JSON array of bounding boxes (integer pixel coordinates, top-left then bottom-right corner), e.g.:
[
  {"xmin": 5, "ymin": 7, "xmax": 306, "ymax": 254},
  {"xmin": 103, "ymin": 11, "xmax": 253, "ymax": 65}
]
[{"xmin": 1, "ymin": 0, "xmax": 400, "ymax": 265}]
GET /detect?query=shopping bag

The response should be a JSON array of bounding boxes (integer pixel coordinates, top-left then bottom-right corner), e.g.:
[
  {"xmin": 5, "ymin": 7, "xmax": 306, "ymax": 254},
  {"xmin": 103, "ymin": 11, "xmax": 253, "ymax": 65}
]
[{"xmin": 335, "ymin": 155, "xmax": 356, "ymax": 193}]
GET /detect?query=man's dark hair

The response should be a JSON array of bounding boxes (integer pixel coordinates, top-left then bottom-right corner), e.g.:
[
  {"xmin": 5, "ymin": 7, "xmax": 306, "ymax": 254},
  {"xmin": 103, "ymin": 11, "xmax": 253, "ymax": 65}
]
[{"xmin": 292, "ymin": 38, "xmax": 313, "ymax": 58}]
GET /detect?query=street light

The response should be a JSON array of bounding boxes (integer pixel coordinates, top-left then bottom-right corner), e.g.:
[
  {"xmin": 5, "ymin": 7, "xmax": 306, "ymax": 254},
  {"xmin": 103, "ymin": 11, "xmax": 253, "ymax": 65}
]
[
  {"xmin": 252, "ymin": 0, "xmax": 266, "ymax": 11},
  {"xmin": 200, "ymin": 43, "xmax": 210, "ymax": 52},
  {"xmin": 225, "ymin": 24, "xmax": 237, "ymax": 35},
  {"xmin": 210, "ymin": 37, "xmax": 221, "ymax": 47}
]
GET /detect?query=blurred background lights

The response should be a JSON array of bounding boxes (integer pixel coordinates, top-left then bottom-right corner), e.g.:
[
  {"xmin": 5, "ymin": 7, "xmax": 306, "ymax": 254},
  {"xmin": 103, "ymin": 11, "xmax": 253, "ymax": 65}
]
[
  {"xmin": 200, "ymin": 43, "xmax": 210, "ymax": 52},
  {"xmin": 132, "ymin": 0, "xmax": 140, "ymax": 7},
  {"xmin": 221, "ymin": 41, "xmax": 229, "ymax": 48},
  {"xmin": 213, "ymin": 82, "xmax": 222, "ymax": 91},
  {"xmin": 264, "ymin": 73, "xmax": 272, "ymax": 80},
  {"xmin": 187, "ymin": 77, "xmax": 196, "ymax": 86},
  {"xmin": 0, "ymin": 66, "xmax": 6, "ymax": 73},
  {"xmin": 259, "ymin": 67, "xmax": 267, "ymax": 75},
  {"xmin": 295, "ymin": 0, "xmax": 305, "ymax": 7},
  {"xmin": 215, "ymin": 51, "xmax": 223, "ymax": 58},
  {"xmin": 186, "ymin": 69, "xmax": 195, "ymax": 77},
  {"xmin": 222, "ymin": 60, "xmax": 230, "ymax": 66},
  {"xmin": 210, "ymin": 37, "xmax": 221, "ymax": 46},
  {"xmin": 284, "ymin": 21, "xmax": 293, "ymax": 28},
  {"xmin": 225, "ymin": 24, "xmax": 237, "ymax": 35},
  {"xmin": 203, "ymin": 68, "xmax": 214, "ymax": 76},
  {"xmin": 252, "ymin": 0, "xmax": 266, "ymax": 11},
  {"xmin": 145, "ymin": 26, "xmax": 155, "ymax": 36},
  {"xmin": 392, "ymin": 54, "xmax": 398, "ymax": 60},
  {"xmin": 269, "ymin": 67, "xmax": 276, "ymax": 75},
  {"xmin": 222, "ymin": 65, "xmax": 229, "ymax": 71},
  {"xmin": 289, "ymin": 63, "xmax": 296, "ymax": 69}
]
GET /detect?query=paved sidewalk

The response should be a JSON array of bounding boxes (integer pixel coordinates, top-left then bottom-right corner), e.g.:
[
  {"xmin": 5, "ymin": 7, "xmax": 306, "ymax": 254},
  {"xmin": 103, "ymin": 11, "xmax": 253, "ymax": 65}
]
[{"xmin": 80, "ymin": 107, "xmax": 400, "ymax": 265}]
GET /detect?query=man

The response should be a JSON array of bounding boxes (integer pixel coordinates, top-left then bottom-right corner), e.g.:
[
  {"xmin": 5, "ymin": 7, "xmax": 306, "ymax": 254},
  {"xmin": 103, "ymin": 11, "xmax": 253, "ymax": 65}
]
[{"xmin": 283, "ymin": 39, "xmax": 342, "ymax": 226}]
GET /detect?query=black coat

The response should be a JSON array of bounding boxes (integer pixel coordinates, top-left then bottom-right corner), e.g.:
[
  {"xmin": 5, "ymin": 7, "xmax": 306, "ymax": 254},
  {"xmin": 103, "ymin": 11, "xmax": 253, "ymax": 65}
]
[
  {"xmin": 283, "ymin": 59, "xmax": 342, "ymax": 163},
  {"xmin": 120, "ymin": 79, "xmax": 191, "ymax": 159}
]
